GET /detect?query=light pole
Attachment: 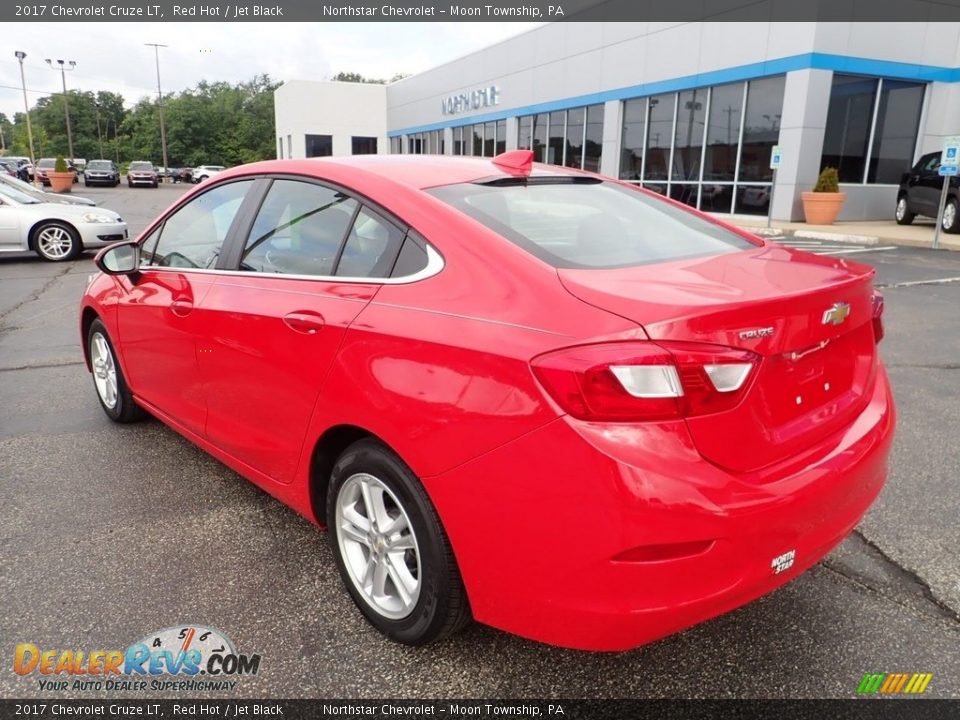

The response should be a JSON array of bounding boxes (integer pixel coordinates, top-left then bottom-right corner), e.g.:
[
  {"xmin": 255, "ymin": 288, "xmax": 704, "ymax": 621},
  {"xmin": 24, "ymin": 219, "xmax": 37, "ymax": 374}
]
[
  {"xmin": 145, "ymin": 43, "xmax": 169, "ymax": 176},
  {"xmin": 45, "ymin": 59, "xmax": 77, "ymax": 162},
  {"xmin": 14, "ymin": 51, "xmax": 37, "ymax": 180},
  {"xmin": 94, "ymin": 101, "xmax": 104, "ymax": 159}
]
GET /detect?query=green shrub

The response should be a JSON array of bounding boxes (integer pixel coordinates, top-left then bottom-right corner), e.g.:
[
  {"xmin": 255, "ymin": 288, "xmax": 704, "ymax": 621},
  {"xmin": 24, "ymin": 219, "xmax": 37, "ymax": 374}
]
[
  {"xmin": 54, "ymin": 156, "xmax": 68, "ymax": 173},
  {"xmin": 814, "ymin": 167, "xmax": 840, "ymax": 193}
]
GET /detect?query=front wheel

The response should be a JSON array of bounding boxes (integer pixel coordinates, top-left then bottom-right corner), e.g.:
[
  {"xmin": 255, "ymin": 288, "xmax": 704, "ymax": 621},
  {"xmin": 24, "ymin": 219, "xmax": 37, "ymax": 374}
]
[
  {"xmin": 33, "ymin": 222, "xmax": 81, "ymax": 261},
  {"xmin": 87, "ymin": 319, "xmax": 146, "ymax": 423},
  {"xmin": 942, "ymin": 198, "xmax": 960, "ymax": 234},
  {"xmin": 327, "ymin": 439, "xmax": 471, "ymax": 645},
  {"xmin": 895, "ymin": 196, "xmax": 915, "ymax": 225}
]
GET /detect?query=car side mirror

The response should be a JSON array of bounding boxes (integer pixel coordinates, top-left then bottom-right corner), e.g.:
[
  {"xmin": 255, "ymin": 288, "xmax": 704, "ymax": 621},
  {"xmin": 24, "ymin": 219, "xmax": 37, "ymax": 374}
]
[{"xmin": 95, "ymin": 241, "xmax": 141, "ymax": 276}]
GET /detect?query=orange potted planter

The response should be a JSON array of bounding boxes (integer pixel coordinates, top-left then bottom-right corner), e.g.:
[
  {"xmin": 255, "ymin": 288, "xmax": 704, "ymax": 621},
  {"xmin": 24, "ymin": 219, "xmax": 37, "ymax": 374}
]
[
  {"xmin": 801, "ymin": 167, "xmax": 845, "ymax": 225},
  {"xmin": 47, "ymin": 156, "xmax": 74, "ymax": 193}
]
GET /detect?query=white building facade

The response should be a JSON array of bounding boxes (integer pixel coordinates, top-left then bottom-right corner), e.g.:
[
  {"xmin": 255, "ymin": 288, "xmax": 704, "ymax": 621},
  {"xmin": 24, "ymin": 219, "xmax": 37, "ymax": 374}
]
[{"xmin": 275, "ymin": 22, "xmax": 960, "ymax": 221}]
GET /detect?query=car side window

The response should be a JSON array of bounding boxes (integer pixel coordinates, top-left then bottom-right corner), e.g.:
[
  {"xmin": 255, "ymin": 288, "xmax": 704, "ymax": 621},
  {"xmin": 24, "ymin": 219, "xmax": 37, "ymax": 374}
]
[
  {"xmin": 241, "ymin": 179, "xmax": 357, "ymax": 276},
  {"xmin": 335, "ymin": 206, "xmax": 405, "ymax": 278},
  {"xmin": 921, "ymin": 154, "xmax": 940, "ymax": 172},
  {"xmin": 390, "ymin": 232, "xmax": 430, "ymax": 278},
  {"xmin": 146, "ymin": 180, "xmax": 253, "ymax": 269}
]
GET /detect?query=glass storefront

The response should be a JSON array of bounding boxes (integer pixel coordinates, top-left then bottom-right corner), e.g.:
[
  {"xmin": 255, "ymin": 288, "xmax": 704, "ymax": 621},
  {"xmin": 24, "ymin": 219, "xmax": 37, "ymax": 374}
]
[
  {"xmin": 822, "ymin": 74, "xmax": 925, "ymax": 184},
  {"xmin": 517, "ymin": 104, "xmax": 605, "ymax": 171},
  {"xmin": 618, "ymin": 77, "xmax": 785, "ymax": 215}
]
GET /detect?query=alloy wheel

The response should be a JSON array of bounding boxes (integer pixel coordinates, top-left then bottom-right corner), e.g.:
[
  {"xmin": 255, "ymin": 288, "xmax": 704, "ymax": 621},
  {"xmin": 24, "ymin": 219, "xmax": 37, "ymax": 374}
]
[
  {"xmin": 90, "ymin": 332, "xmax": 118, "ymax": 409},
  {"xmin": 37, "ymin": 225, "xmax": 75, "ymax": 260},
  {"xmin": 335, "ymin": 472, "xmax": 421, "ymax": 620},
  {"xmin": 896, "ymin": 198, "xmax": 907, "ymax": 221},
  {"xmin": 943, "ymin": 202, "xmax": 957, "ymax": 230}
]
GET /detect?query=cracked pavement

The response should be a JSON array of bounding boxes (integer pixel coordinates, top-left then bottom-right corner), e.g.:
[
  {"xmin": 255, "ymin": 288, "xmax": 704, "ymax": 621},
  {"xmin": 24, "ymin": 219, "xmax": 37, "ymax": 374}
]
[{"xmin": 1, "ymin": 186, "xmax": 958, "ymax": 699}]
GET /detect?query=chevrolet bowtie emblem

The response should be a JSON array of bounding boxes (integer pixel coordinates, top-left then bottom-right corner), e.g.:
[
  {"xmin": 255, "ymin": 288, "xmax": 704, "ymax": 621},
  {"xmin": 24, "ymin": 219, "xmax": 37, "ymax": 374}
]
[{"xmin": 822, "ymin": 302, "xmax": 851, "ymax": 326}]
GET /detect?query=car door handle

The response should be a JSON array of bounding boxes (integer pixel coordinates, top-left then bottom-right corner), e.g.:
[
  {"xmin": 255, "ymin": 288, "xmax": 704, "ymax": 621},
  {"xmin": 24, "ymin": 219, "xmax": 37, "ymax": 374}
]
[
  {"xmin": 283, "ymin": 311, "xmax": 325, "ymax": 335},
  {"xmin": 170, "ymin": 298, "xmax": 194, "ymax": 317}
]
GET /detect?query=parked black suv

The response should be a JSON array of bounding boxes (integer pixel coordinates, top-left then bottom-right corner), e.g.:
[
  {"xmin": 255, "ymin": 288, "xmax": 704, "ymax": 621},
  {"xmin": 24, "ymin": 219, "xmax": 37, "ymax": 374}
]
[
  {"xmin": 84, "ymin": 159, "xmax": 121, "ymax": 187},
  {"xmin": 896, "ymin": 151, "xmax": 960, "ymax": 233}
]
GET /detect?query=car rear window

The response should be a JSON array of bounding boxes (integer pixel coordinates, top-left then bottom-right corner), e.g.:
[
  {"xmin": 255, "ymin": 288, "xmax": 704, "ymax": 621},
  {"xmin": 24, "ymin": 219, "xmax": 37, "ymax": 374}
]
[{"xmin": 428, "ymin": 179, "xmax": 756, "ymax": 269}]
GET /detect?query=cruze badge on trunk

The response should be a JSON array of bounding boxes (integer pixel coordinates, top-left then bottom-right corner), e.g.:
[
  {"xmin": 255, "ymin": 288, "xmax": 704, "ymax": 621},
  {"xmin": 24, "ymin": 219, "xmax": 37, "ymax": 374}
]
[
  {"xmin": 822, "ymin": 302, "xmax": 851, "ymax": 326},
  {"xmin": 738, "ymin": 326, "xmax": 775, "ymax": 340}
]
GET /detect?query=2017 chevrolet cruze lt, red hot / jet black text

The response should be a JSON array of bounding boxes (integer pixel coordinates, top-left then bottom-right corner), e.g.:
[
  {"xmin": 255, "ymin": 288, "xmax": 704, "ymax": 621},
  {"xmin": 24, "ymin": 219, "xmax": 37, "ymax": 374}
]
[{"xmin": 80, "ymin": 151, "xmax": 894, "ymax": 651}]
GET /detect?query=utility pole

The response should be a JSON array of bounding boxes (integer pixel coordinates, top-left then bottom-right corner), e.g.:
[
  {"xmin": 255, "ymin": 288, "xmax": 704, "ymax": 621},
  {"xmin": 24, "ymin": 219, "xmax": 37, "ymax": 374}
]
[
  {"xmin": 14, "ymin": 51, "xmax": 37, "ymax": 181},
  {"xmin": 45, "ymin": 58, "xmax": 76, "ymax": 162},
  {"xmin": 94, "ymin": 102, "xmax": 104, "ymax": 158},
  {"xmin": 145, "ymin": 43, "xmax": 169, "ymax": 176}
]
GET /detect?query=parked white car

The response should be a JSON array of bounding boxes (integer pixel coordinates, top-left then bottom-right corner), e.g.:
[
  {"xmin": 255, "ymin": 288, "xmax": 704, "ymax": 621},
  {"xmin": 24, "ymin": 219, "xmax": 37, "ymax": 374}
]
[
  {"xmin": 191, "ymin": 165, "xmax": 226, "ymax": 183},
  {"xmin": 0, "ymin": 182, "xmax": 126, "ymax": 261},
  {"xmin": 0, "ymin": 173, "xmax": 97, "ymax": 207}
]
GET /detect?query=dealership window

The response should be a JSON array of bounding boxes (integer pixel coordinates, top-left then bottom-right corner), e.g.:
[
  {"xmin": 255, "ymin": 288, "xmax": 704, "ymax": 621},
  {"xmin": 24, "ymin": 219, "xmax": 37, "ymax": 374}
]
[
  {"xmin": 584, "ymin": 105, "xmax": 603, "ymax": 172},
  {"xmin": 703, "ymin": 82, "xmax": 743, "ymax": 182},
  {"xmin": 532, "ymin": 113, "xmax": 548, "ymax": 163},
  {"xmin": 565, "ymin": 107, "xmax": 585, "ymax": 169},
  {"xmin": 517, "ymin": 105, "xmax": 604, "ymax": 170},
  {"xmin": 618, "ymin": 76, "xmax": 784, "ymax": 215},
  {"xmin": 352, "ymin": 136, "xmax": 378, "ymax": 155},
  {"xmin": 472, "ymin": 125, "xmax": 483, "ymax": 156},
  {"xmin": 644, "ymin": 94, "xmax": 673, "ymax": 185},
  {"xmin": 305, "ymin": 134, "xmax": 332, "ymax": 158},
  {"xmin": 738, "ymin": 76, "xmax": 784, "ymax": 183},
  {"xmin": 484, "ymin": 122, "xmax": 496, "ymax": 156},
  {"xmin": 408, "ymin": 134, "xmax": 422, "ymax": 154},
  {"xmin": 821, "ymin": 75, "xmax": 925, "ymax": 184},
  {"xmin": 389, "ymin": 137, "xmax": 401, "ymax": 154},
  {"xmin": 452, "ymin": 126, "xmax": 464, "ymax": 155},
  {"xmin": 620, "ymin": 98, "xmax": 646, "ymax": 180},
  {"xmin": 518, "ymin": 116, "xmax": 532, "ymax": 153},
  {"xmin": 496, "ymin": 120, "xmax": 506, "ymax": 155}
]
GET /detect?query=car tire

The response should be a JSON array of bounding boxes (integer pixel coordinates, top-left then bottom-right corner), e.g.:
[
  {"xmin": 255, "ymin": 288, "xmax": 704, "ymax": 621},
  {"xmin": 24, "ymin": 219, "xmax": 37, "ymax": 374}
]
[
  {"xmin": 33, "ymin": 221, "xmax": 81, "ymax": 262},
  {"xmin": 895, "ymin": 195, "xmax": 915, "ymax": 225},
  {"xmin": 85, "ymin": 181, "xmax": 91, "ymax": 187},
  {"xmin": 87, "ymin": 319, "xmax": 146, "ymax": 423},
  {"xmin": 152, "ymin": 181, "xmax": 158, "ymax": 188},
  {"xmin": 327, "ymin": 438, "xmax": 471, "ymax": 646},
  {"xmin": 197, "ymin": 175, "xmax": 207, "ymax": 183},
  {"xmin": 943, "ymin": 198, "xmax": 960, "ymax": 234}
]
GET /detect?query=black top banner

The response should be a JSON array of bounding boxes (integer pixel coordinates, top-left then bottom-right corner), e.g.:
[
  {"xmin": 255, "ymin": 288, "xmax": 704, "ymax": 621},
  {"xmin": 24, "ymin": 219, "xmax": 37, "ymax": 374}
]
[
  {"xmin": 0, "ymin": 700, "xmax": 959, "ymax": 720},
  {"xmin": 5, "ymin": 0, "xmax": 960, "ymax": 23}
]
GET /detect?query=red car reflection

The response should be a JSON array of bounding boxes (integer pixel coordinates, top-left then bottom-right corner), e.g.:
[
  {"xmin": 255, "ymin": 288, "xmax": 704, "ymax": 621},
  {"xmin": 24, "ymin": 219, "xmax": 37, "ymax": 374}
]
[{"xmin": 80, "ymin": 152, "xmax": 894, "ymax": 651}]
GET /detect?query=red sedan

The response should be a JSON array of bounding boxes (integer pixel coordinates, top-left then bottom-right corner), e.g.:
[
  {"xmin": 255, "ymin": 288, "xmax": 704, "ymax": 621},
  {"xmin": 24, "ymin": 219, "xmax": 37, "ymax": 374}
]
[{"xmin": 80, "ymin": 152, "xmax": 894, "ymax": 651}]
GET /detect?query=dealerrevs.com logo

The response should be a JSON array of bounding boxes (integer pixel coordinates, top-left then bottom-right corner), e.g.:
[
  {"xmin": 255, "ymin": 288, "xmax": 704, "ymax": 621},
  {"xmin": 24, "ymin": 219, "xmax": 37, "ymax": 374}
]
[{"xmin": 13, "ymin": 625, "xmax": 261, "ymax": 692}]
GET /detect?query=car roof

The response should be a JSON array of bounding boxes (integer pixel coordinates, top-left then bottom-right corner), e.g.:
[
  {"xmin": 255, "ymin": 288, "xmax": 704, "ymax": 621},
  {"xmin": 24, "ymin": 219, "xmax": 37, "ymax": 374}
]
[{"xmin": 216, "ymin": 155, "xmax": 587, "ymax": 191}]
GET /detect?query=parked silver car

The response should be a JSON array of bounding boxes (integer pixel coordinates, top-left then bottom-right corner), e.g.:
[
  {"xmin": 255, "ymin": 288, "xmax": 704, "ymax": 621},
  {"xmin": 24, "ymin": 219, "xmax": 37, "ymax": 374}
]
[
  {"xmin": 0, "ymin": 182, "xmax": 126, "ymax": 261},
  {"xmin": 0, "ymin": 173, "xmax": 97, "ymax": 207}
]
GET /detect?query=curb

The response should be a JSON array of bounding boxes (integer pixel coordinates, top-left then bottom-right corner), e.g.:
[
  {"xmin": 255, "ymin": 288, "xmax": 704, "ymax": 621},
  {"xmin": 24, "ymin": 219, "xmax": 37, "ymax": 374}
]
[{"xmin": 736, "ymin": 225, "xmax": 960, "ymax": 251}]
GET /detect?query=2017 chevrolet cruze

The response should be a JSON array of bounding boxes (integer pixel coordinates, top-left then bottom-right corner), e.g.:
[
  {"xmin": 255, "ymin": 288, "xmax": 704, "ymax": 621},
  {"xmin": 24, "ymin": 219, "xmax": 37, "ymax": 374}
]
[{"xmin": 80, "ymin": 152, "xmax": 894, "ymax": 651}]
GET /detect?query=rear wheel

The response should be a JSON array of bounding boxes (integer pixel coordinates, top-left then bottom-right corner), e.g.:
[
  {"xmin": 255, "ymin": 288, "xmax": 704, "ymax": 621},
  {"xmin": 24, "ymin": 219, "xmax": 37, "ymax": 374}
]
[
  {"xmin": 327, "ymin": 439, "xmax": 471, "ymax": 645},
  {"xmin": 33, "ymin": 222, "xmax": 81, "ymax": 261},
  {"xmin": 942, "ymin": 198, "xmax": 960, "ymax": 234},
  {"xmin": 895, "ymin": 196, "xmax": 915, "ymax": 225},
  {"xmin": 87, "ymin": 319, "xmax": 146, "ymax": 423}
]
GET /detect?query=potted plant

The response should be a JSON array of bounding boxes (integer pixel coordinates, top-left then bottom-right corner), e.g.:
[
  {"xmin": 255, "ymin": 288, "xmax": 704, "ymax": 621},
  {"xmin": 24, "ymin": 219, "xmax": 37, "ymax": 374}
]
[
  {"xmin": 801, "ymin": 167, "xmax": 845, "ymax": 225},
  {"xmin": 47, "ymin": 156, "xmax": 74, "ymax": 193}
]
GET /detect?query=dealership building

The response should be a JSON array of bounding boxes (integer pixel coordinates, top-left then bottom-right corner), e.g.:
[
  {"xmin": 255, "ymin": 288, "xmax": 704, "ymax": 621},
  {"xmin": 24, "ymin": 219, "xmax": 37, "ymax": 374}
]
[{"xmin": 274, "ymin": 21, "xmax": 960, "ymax": 221}]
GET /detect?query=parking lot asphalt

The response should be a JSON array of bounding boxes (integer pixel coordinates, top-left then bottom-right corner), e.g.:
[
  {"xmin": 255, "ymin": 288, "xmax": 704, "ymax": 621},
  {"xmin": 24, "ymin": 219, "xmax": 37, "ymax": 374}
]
[{"xmin": 1, "ymin": 185, "xmax": 958, "ymax": 700}]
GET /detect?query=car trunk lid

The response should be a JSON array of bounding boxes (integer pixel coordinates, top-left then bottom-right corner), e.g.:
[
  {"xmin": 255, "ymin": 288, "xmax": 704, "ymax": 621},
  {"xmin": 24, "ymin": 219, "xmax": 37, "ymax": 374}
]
[{"xmin": 558, "ymin": 245, "xmax": 879, "ymax": 473}]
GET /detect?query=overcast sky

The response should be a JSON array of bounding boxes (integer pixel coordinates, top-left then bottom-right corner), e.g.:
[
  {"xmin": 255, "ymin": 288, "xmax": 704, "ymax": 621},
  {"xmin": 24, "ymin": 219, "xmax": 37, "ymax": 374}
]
[{"xmin": 0, "ymin": 22, "xmax": 541, "ymax": 121}]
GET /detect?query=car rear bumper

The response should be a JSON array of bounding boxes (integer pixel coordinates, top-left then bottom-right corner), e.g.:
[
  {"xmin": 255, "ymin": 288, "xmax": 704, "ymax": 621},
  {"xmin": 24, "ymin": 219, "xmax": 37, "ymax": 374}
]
[{"xmin": 424, "ymin": 364, "xmax": 895, "ymax": 651}]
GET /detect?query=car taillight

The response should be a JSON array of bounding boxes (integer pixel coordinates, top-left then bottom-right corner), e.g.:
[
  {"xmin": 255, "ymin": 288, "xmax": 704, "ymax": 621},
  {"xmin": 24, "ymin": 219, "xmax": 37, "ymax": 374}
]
[
  {"xmin": 871, "ymin": 291, "xmax": 885, "ymax": 343},
  {"xmin": 531, "ymin": 341, "xmax": 760, "ymax": 422}
]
